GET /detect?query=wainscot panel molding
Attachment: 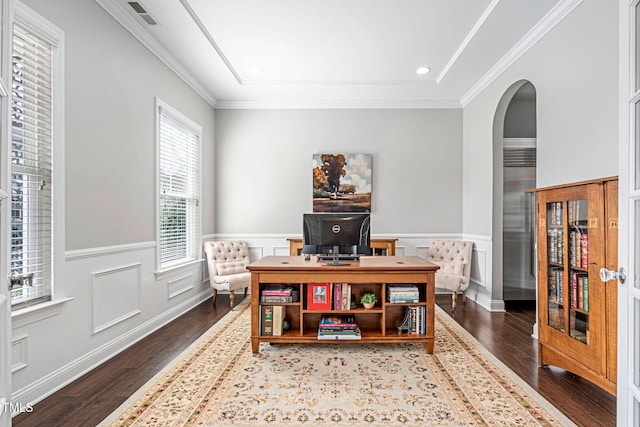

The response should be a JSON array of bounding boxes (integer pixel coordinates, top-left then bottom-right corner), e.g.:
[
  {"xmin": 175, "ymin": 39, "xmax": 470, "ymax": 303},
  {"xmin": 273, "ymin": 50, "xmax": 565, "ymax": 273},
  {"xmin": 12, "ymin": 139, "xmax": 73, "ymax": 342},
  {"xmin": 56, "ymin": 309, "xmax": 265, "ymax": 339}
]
[
  {"xmin": 168, "ymin": 273, "xmax": 196, "ymax": 300},
  {"xmin": 11, "ymin": 242, "xmax": 211, "ymax": 407},
  {"xmin": 11, "ymin": 334, "xmax": 28, "ymax": 373},
  {"xmin": 461, "ymin": 235, "xmax": 497, "ymax": 311},
  {"xmin": 91, "ymin": 263, "xmax": 142, "ymax": 335},
  {"xmin": 65, "ymin": 241, "xmax": 156, "ymax": 261}
]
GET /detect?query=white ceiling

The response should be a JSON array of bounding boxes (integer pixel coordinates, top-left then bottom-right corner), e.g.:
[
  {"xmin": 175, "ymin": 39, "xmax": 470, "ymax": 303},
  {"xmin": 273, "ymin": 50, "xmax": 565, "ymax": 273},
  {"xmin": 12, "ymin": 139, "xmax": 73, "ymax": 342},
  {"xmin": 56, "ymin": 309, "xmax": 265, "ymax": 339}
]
[{"xmin": 97, "ymin": 0, "xmax": 574, "ymax": 108}]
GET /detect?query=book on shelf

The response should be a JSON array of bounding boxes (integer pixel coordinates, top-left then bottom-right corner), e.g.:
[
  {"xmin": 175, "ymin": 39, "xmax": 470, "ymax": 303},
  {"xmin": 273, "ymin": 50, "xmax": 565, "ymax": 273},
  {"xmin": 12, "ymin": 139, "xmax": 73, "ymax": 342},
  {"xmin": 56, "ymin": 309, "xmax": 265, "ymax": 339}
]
[
  {"xmin": 569, "ymin": 271, "xmax": 589, "ymax": 311},
  {"xmin": 317, "ymin": 328, "xmax": 361, "ymax": 340},
  {"xmin": 341, "ymin": 283, "xmax": 352, "ymax": 310},
  {"xmin": 396, "ymin": 306, "xmax": 426, "ymax": 335},
  {"xmin": 580, "ymin": 234, "xmax": 588, "ymax": 268},
  {"xmin": 548, "ymin": 268, "xmax": 564, "ymax": 303},
  {"xmin": 328, "ymin": 283, "xmax": 353, "ymax": 310},
  {"xmin": 387, "ymin": 284, "xmax": 420, "ymax": 303},
  {"xmin": 307, "ymin": 283, "xmax": 332, "ymax": 310},
  {"xmin": 272, "ymin": 305, "xmax": 284, "ymax": 336},
  {"xmin": 583, "ymin": 276, "xmax": 589, "ymax": 312},
  {"xmin": 260, "ymin": 285, "xmax": 299, "ymax": 303},
  {"xmin": 317, "ymin": 314, "xmax": 361, "ymax": 340},
  {"xmin": 319, "ymin": 314, "xmax": 357, "ymax": 327},
  {"xmin": 261, "ymin": 306, "xmax": 273, "ymax": 336},
  {"xmin": 549, "ymin": 202, "xmax": 563, "ymax": 226}
]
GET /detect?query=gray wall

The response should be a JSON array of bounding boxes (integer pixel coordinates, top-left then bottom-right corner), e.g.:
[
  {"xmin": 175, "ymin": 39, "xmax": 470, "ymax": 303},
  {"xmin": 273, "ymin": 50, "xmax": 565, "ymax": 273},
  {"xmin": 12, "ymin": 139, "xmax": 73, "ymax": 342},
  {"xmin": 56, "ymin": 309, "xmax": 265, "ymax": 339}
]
[
  {"xmin": 463, "ymin": 0, "xmax": 618, "ymax": 237},
  {"xmin": 12, "ymin": 0, "xmax": 216, "ymax": 403},
  {"xmin": 23, "ymin": 0, "xmax": 217, "ymax": 250},
  {"xmin": 462, "ymin": 0, "xmax": 618, "ymax": 307},
  {"xmin": 214, "ymin": 109, "xmax": 463, "ymax": 236}
]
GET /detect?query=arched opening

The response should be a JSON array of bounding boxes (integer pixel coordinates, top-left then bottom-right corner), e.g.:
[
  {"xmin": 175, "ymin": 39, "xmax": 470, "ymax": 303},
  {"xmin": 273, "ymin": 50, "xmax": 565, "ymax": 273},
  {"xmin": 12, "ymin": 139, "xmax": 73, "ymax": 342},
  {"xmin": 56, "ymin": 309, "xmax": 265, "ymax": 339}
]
[{"xmin": 491, "ymin": 81, "xmax": 537, "ymax": 313}]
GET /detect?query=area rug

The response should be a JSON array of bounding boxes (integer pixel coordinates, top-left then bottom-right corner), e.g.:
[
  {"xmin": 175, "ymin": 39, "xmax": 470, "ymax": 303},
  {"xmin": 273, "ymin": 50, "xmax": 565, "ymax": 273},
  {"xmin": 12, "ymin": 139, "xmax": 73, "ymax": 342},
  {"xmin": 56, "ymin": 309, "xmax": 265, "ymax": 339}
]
[{"xmin": 99, "ymin": 300, "xmax": 574, "ymax": 426}]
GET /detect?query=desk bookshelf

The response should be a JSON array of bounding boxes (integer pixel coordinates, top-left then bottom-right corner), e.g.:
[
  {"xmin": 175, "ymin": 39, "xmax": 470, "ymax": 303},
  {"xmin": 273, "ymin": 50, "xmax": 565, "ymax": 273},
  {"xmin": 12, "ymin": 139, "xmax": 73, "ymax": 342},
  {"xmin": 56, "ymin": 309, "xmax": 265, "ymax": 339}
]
[{"xmin": 247, "ymin": 255, "xmax": 439, "ymax": 354}]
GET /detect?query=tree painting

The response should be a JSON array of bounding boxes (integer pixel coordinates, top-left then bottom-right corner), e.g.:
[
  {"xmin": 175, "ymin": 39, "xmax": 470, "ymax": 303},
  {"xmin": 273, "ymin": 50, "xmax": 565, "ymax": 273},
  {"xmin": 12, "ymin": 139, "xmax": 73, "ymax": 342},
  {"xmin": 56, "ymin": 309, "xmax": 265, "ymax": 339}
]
[{"xmin": 312, "ymin": 153, "xmax": 371, "ymax": 212}]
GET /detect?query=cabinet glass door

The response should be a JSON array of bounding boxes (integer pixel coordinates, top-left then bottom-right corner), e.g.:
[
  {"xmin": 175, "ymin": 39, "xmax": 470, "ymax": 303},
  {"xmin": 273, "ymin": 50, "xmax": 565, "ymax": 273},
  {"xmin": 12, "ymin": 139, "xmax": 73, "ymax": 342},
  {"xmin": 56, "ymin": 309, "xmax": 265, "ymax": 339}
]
[
  {"xmin": 567, "ymin": 199, "xmax": 589, "ymax": 344},
  {"xmin": 546, "ymin": 201, "xmax": 565, "ymax": 332},
  {"xmin": 545, "ymin": 199, "xmax": 590, "ymax": 344}
]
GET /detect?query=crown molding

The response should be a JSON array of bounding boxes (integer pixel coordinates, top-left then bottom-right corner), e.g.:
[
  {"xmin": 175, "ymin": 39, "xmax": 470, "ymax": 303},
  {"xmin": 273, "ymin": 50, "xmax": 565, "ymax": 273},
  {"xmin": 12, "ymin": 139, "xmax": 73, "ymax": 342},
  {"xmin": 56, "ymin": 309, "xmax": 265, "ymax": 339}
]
[
  {"xmin": 214, "ymin": 98, "xmax": 462, "ymax": 110},
  {"xmin": 460, "ymin": 0, "xmax": 583, "ymax": 107},
  {"xmin": 437, "ymin": 0, "xmax": 500, "ymax": 84},
  {"xmin": 94, "ymin": 0, "xmax": 218, "ymax": 108}
]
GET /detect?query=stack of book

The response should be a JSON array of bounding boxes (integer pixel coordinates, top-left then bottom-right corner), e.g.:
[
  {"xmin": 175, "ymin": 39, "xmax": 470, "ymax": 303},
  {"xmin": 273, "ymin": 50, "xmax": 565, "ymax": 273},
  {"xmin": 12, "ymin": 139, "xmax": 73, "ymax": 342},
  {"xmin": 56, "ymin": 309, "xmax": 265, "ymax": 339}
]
[
  {"xmin": 317, "ymin": 314, "xmax": 361, "ymax": 340},
  {"xmin": 387, "ymin": 284, "xmax": 420, "ymax": 303},
  {"xmin": 260, "ymin": 285, "xmax": 299, "ymax": 303}
]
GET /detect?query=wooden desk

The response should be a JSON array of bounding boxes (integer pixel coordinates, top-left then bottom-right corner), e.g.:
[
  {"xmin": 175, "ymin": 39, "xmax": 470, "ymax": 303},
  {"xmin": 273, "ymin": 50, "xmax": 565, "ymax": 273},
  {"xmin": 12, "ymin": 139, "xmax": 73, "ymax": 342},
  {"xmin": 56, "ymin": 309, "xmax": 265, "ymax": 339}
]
[
  {"xmin": 287, "ymin": 237, "xmax": 398, "ymax": 256},
  {"xmin": 247, "ymin": 255, "xmax": 438, "ymax": 354}
]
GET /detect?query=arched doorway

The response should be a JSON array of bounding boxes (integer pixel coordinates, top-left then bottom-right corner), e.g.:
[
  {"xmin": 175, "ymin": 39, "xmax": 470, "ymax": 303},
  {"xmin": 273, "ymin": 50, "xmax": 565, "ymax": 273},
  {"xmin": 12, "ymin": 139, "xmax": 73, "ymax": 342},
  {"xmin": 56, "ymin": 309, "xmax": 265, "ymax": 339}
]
[{"xmin": 491, "ymin": 81, "xmax": 537, "ymax": 311}]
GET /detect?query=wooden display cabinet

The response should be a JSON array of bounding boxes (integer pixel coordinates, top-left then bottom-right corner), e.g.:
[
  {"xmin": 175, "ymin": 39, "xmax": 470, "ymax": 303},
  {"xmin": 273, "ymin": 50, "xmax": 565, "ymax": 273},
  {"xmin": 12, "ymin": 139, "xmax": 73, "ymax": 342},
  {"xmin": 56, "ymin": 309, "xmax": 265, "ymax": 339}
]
[
  {"xmin": 287, "ymin": 237, "xmax": 398, "ymax": 256},
  {"xmin": 531, "ymin": 176, "xmax": 617, "ymax": 395}
]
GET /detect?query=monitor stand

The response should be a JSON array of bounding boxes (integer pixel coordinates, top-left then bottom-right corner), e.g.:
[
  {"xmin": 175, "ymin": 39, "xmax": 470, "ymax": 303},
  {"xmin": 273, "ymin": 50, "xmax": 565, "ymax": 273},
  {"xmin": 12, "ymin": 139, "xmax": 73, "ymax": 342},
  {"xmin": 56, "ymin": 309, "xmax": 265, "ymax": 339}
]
[{"xmin": 323, "ymin": 245, "xmax": 351, "ymax": 266}]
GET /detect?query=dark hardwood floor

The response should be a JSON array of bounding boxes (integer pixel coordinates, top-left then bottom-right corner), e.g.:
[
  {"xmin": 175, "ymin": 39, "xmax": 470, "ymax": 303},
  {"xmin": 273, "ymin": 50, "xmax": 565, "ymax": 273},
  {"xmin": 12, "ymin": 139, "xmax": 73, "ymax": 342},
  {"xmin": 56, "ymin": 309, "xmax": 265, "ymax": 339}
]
[
  {"xmin": 13, "ymin": 293, "xmax": 615, "ymax": 427},
  {"xmin": 436, "ymin": 295, "xmax": 616, "ymax": 427}
]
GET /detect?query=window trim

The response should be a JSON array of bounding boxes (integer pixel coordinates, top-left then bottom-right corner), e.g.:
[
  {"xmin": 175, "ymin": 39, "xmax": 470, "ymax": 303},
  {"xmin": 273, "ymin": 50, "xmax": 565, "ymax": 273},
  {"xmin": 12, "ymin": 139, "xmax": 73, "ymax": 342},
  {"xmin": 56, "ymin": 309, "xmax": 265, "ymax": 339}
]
[
  {"xmin": 10, "ymin": 1, "xmax": 65, "ymax": 313},
  {"xmin": 155, "ymin": 98, "xmax": 202, "ymax": 273}
]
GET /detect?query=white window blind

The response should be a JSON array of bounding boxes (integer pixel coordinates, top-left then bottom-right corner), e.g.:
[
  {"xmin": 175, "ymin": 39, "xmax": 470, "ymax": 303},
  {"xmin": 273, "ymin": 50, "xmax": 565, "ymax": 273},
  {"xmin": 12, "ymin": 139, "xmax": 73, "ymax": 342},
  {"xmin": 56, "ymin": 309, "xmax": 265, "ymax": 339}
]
[
  {"xmin": 158, "ymin": 104, "xmax": 200, "ymax": 269},
  {"xmin": 10, "ymin": 23, "xmax": 53, "ymax": 308}
]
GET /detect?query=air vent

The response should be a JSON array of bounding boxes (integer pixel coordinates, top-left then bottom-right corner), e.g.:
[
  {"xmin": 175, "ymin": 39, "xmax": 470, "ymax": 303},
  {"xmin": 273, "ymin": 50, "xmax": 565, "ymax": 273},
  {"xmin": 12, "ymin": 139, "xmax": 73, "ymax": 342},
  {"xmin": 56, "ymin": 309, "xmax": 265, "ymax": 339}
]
[
  {"xmin": 504, "ymin": 147, "xmax": 536, "ymax": 167},
  {"xmin": 128, "ymin": 1, "xmax": 159, "ymax": 26}
]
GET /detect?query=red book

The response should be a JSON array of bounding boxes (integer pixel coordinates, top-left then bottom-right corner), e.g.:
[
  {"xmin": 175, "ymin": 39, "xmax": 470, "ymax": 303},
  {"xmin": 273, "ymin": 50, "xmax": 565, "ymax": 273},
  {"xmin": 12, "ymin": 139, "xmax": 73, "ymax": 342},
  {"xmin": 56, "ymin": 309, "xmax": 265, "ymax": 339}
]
[
  {"xmin": 307, "ymin": 283, "xmax": 332, "ymax": 310},
  {"xmin": 581, "ymin": 234, "xmax": 588, "ymax": 269},
  {"xmin": 571, "ymin": 273, "xmax": 578, "ymax": 308}
]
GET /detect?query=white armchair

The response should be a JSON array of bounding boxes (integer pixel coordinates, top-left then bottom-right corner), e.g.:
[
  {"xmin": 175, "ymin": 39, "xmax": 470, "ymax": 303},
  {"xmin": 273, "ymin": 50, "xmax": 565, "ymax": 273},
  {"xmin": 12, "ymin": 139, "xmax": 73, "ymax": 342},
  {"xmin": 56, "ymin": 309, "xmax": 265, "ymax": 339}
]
[
  {"xmin": 203, "ymin": 240, "xmax": 251, "ymax": 308},
  {"xmin": 427, "ymin": 240, "xmax": 473, "ymax": 310}
]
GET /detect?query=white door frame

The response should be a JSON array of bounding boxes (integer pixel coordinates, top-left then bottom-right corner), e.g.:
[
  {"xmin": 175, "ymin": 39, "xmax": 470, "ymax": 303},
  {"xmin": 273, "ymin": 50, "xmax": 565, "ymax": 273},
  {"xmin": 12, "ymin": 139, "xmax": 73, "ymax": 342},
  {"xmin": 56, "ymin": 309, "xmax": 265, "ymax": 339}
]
[
  {"xmin": 618, "ymin": 0, "xmax": 640, "ymax": 424},
  {"xmin": 0, "ymin": 0, "xmax": 10, "ymax": 424}
]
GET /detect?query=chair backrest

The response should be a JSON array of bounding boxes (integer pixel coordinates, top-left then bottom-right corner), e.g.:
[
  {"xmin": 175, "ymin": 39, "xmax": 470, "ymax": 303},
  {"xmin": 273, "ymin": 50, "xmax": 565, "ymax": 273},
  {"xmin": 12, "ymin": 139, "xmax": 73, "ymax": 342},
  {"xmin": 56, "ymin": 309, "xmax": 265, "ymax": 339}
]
[
  {"xmin": 427, "ymin": 240, "xmax": 473, "ymax": 279},
  {"xmin": 203, "ymin": 240, "xmax": 250, "ymax": 277}
]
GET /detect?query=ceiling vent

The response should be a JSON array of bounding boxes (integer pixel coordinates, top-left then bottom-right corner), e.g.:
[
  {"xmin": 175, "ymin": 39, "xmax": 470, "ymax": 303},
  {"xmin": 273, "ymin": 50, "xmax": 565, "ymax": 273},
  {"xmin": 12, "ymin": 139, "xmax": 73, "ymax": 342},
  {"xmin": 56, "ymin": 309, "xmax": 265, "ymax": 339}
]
[{"xmin": 128, "ymin": 1, "xmax": 159, "ymax": 26}]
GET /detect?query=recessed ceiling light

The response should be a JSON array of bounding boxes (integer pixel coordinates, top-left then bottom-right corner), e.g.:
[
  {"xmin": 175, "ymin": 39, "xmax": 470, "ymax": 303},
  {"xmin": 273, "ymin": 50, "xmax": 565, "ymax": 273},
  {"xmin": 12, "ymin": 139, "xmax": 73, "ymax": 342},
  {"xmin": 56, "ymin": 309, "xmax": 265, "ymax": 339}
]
[
  {"xmin": 416, "ymin": 66, "xmax": 431, "ymax": 75},
  {"xmin": 250, "ymin": 67, "xmax": 263, "ymax": 75}
]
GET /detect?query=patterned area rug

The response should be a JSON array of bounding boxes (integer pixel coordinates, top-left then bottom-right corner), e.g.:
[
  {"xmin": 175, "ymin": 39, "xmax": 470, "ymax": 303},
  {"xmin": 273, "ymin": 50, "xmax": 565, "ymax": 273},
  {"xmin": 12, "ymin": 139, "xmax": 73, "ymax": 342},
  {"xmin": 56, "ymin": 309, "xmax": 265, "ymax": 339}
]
[{"xmin": 99, "ymin": 301, "xmax": 574, "ymax": 426}]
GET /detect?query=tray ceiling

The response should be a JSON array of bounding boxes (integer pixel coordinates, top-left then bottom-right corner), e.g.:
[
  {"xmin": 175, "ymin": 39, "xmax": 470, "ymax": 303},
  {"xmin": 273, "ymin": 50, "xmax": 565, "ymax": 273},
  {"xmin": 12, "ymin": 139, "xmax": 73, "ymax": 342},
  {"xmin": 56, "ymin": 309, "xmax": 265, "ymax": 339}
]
[{"xmin": 97, "ymin": 0, "xmax": 576, "ymax": 108}]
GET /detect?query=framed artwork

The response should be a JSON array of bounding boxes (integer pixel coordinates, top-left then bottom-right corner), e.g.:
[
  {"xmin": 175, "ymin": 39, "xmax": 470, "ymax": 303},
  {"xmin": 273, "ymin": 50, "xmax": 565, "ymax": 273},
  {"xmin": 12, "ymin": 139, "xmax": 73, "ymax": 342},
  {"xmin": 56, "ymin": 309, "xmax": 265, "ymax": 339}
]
[
  {"xmin": 312, "ymin": 153, "xmax": 371, "ymax": 212},
  {"xmin": 307, "ymin": 283, "xmax": 332, "ymax": 310}
]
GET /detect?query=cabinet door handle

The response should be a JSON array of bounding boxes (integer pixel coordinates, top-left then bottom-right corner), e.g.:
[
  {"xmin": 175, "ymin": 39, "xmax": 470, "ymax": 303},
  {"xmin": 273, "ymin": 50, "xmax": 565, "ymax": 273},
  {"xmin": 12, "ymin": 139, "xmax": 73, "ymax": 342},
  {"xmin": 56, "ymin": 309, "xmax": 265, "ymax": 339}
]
[{"xmin": 599, "ymin": 267, "xmax": 626, "ymax": 284}]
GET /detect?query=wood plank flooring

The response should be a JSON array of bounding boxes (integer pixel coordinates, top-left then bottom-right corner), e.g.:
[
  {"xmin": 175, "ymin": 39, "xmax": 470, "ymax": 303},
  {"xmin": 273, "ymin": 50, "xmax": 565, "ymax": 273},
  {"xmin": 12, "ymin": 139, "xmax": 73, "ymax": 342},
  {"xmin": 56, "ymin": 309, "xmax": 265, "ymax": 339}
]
[
  {"xmin": 13, "ymin": 293, "xmax": 616, "ymax": 427},
  {"xmin": 436, "ymin": 295, "xmax": 616, "ymax": 427}
]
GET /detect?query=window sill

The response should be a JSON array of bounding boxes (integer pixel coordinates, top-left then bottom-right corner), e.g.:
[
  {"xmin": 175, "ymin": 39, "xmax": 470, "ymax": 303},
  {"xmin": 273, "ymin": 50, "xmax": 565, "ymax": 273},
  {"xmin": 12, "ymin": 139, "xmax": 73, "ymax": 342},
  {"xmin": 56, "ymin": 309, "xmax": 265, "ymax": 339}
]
[
  {"xmin": 11, "ymin": 297, "xmax": 74, "ymax": 329},
  {"xmin": 155, "ymin": 258, "xmax": 203, "ymax": 281}
]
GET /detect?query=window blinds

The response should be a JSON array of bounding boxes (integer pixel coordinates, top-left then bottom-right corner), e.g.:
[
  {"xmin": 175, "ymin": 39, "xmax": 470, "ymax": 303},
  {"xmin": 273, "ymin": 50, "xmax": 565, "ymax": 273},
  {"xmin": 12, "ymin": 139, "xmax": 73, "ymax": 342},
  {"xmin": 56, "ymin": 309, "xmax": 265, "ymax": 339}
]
[
  {"xmin": 158, "ymin": 108, "xmax": 200, "ymax": 268},
  {"xmin": 10, "ymin": 23, "xmax": 53, "ymax": 307}
]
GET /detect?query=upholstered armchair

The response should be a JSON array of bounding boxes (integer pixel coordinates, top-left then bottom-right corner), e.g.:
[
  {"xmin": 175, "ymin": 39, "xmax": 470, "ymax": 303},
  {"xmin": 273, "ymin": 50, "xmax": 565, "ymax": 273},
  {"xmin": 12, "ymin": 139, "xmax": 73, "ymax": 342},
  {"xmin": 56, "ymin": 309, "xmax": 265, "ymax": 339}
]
[
  {"xmin": 203, "ymin": 240, "xmax": 251, "ymax": 308},
  {"xmin": 427, "ymin": 240, "xmax": 473, "ymax": 310}
]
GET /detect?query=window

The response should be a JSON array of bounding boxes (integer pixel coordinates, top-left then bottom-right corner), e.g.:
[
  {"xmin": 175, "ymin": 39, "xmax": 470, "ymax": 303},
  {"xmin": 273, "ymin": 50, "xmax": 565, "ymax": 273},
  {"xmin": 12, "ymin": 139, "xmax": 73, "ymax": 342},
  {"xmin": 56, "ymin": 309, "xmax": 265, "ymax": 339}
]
[
  {"xmin": 10, "ymin": 7, "xmax": 63, "ymax": 309},
  {"xmin": 157, "ymin": 100, "xmax": 201, "ymax": 270}
]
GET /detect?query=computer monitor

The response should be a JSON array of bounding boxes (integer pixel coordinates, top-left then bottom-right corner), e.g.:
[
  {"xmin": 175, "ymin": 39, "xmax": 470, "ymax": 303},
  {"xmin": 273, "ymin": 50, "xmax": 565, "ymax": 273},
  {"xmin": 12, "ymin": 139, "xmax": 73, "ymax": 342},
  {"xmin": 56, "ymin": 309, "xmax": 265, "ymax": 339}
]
[{"xmin": 302, "ymin": 213, "xmax": 371, "ymax": 262}]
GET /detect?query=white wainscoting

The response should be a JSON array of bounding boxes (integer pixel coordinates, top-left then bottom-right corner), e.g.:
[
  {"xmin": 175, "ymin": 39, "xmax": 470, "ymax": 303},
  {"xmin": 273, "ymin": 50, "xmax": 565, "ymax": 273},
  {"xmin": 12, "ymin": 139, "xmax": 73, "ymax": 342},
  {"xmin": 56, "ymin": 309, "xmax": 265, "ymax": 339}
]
[
  {"xmin": 91, "ymin": 263, "xmax": 142, "ymax": 335},
  {"xmin": 11, "ymin": 335, "xmax": 28, "ymax": 373},
  {"xmin": 207, "ymin": 233, "xmax": 494, "ymax": 311},
  {"xmin": 11, "ymin": 241, "xmax": 211, "ymax": 407}
]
